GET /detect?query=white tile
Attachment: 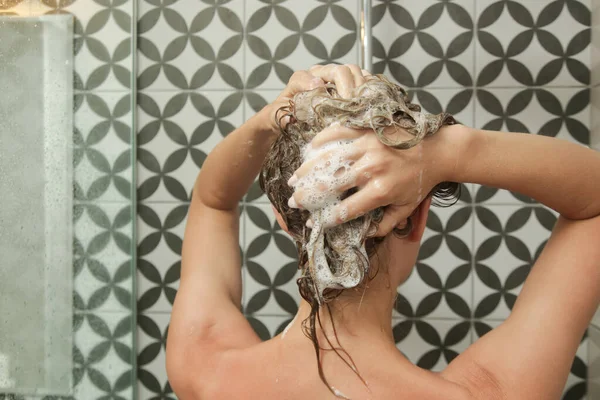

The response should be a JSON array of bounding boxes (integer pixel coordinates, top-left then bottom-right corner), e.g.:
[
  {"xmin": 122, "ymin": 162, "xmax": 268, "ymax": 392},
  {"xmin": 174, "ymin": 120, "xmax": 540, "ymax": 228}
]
[
  {"xmin": 246, "ymin": 315, "xmax": 295, "ymax": 341},
  {"xmin": 593, "ymin": 306, "xmax": 600, "ymax": 328},
  {"xmin": 397, "ymin": 206, "xmax": 473, "ymax": 320},
  {"xmin": 373, "ymin": 0, "xmax": 475, "ymax": 88},
  {"xmin": 74, "ymin": 312, "xmax": 134, "ymax": 399},
  {"xmin": 137, "ymin": 91, "xmax": 243, "ymax": 202},
  {"xmin": 408, "ymin": 88, "xmax": 476, "ymax": 127},
  {"xmin": 74, "ymin": 91, "xmax": 133, "ymax": 202},
  {"xmin": 137, "ymin": 313, "xmax": 174, "ymax": 399},
  {"xmin": 592, "ymin": 0, "xmax": 600, "ymax": 86},
  {"xmin": 138, "ymin": 0, "xmax": 244, "ymax": 90},
  {"xmin": 35, "ymin": 0, "xmax": 134, "ymax": 90},
  {"xmin": 476, "ymin": 0, "xmax": 590, "ymax": 87},
  {"xmin": 243, "ymin": 203, "xmax": 300, "ymax": 315},
  {"xmin": 394, "ymin": 319, "xmax": 471, "ymax": 372},
  {"xmin": 473, "ymin": 205, "xmax": 557, "ymax": 319},
  {"xmin": 245, "ymin": 0, "xmax": 359, "ymax": 89},
  {"xmin": 137, "ymin": 203, "xmax": 189, "ymax": 313},
  {"xmin": 74, "ymin": 202, "xmax": 134, "ymax": 313}
]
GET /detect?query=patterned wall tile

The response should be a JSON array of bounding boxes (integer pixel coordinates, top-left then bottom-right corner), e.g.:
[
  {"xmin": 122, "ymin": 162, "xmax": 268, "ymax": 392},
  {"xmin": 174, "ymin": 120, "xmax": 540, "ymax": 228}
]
[
  {"xmin": 393, "ymin": 318, "xmax": 471, "ymax": 372},
  {"xmin": 476, "ymin": 0, "xmax": 590, "ymax": 87},
  {"xmin": 137, "ymin": 203, "xmax": 188, "ymax": 313},
  {"xmin": 592, "ymin": 0, "xmax": 600, "ymax": 85},
  {"xmin": 407, "ymin": 88, "xmax": 475, "ymax": 126},
  {"xmin": 74, "ymin": 91, "xmax": 133, "ymax": 202},
  {"xmin": 137, "ymin": 202, "xmax": 244, "ymax": 314},
  {"xmin": 73, "ymin": 312, "xmax": 134, "ymax": 400},
  {"xmin": 474, "ymin": 320, "xmax": 588, "ymax": 400},
  {"xmin": 372, "ymin": 0, "xmax": 475, "ymax": 88},
  {"xmin": 137, "ymin": 313, "xmax": 175, "ymax": 400},
  {"xmin": 243, "ymin": 89, "xmax": 279, "ymax": 204},
  {"xmin": 475, "ymin": 87, "xmax": 590, "ymax": 142},
  {"xmin": 243, "ymin": 203, "xmax": 300, "ymax": 316},
  {"xmin": 138, "ymin": 0, "xmax": 244, "ymax": 91},
  {"xmin": 137, "ymin": 90, "xmax": 244, "ymax": 202},
  {"xmin": 473, "ymin": 205, "xmax": 557, "ymax": 320},
  {"xmin": 245, "ymin": 0, "xmax": 359, "ymax": 90},
  {"xmin": 396, "ymin": 206, "xmax": 473, "ymax": 320},
  {"xmin": 74, "ymin": 203, "xmax": 133, "ymax": 313},
  {"xmin": 35, "ymin": 0, "xmax": 133, "ymax": 91}
]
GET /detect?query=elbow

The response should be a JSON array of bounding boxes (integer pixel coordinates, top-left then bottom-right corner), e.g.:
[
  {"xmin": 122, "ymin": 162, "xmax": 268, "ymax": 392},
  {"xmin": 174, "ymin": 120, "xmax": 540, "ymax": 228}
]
[
  {"xmin": 166, "ymin": 344, "xmax": 192, "ymax": 399},
  {"xmin": 562, "ymin": 201, "xmax": 600, "ymax": 221},
  {"xmin": 193, "ymin": 175, "xmax": 239, "ymax": 212}
]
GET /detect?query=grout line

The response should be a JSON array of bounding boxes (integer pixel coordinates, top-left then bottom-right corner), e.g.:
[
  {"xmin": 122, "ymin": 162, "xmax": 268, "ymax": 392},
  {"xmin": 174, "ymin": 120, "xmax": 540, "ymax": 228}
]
[
  {"xmin": 242, "ymin": 0, "xmax": 248, "ymax": 311},
  {"xmin": 131, "ymin": 0, "xmax": 139, "ymax": 396},
  {"xmin": 471, "ymin": 0, "xmax": 476, "ymax": 345}
]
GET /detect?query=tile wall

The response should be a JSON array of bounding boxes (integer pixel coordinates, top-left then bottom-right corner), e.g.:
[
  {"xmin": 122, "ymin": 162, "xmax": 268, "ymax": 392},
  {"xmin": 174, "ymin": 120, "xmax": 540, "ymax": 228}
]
[{"xmin": 136, "ymin": 1, "xmax": 592, "ymax": 399}]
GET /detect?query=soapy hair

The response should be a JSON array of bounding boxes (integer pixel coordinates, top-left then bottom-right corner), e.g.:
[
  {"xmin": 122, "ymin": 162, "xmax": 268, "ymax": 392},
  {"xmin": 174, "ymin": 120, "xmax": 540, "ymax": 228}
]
[{"xmin": 259, "ymin": 74, "xmax": 460, "ymax": 398}]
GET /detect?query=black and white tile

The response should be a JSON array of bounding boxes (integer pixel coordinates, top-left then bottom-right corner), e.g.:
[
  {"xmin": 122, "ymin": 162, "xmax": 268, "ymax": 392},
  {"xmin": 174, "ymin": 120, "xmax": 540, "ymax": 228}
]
[
  {"xmin": 245, "ymin": 0, "xmax": 359, "ymax": 89},
  {"xmin": 394, "ymin": 319, "xmax": 471, "ymax": 371},
  {"xmin": 473, "ymin": 205, "xmax": 557, "ymax": 320},
  {"xmin": 134, "ymin": 0, "xmax": 593, "ymax": 398},
  {"xmin": 476, "ymin": 0, "xmax": 590, "ymax": 87},
  {"xmin": 243, "ymin": 204, "xmax": 300, "ymax": 316},
  {"xmin": 74, "ymin": 92, "xmax": 133, "ymax": 202},
  {"xmin": 137, "ymin": 91, "xmax": 244, "ymax": 202},
  {"xmin": 396, "ymin": 206, "xmax": 473, "ymax": 320},
  {"xmin": 137, "ymin": 203, "xmax": 189, "ymax": 313},
  {"xmin": 372, "ymin": 0, "xmax": 476, "ymax": 88}
]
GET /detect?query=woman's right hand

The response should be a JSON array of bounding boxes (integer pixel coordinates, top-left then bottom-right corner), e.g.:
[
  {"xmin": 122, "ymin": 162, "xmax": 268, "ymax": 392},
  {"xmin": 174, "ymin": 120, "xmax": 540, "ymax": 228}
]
[{"xmin": 288, "ymin": 122, "xmax": 467, "ymax": 236}]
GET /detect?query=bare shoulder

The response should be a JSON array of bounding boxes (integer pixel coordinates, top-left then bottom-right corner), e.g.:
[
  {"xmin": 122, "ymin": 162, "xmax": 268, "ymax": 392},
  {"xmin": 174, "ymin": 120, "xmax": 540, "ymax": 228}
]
[{"xmin": 441, "ymin": 352, "xmax": 507, "ymax": 400}]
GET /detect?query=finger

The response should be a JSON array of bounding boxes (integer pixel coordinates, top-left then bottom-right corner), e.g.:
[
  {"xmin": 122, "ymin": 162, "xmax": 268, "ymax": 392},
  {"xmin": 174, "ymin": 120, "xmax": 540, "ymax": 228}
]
[
  {"xmin": 371, "ymin": 205, "xmax": 414, "ymax": 237},
  {"xmin": 310, "ymin": 124, "xmax": 365, "ymax": 149},
  {"xmin": 282, "ymin": 70, "xmax": 324, "ymax": 98},
  {"xmin": 323, "ymin": 181, "xmax": 391, "ymax": 227},
  {"xmin": 346, "ymin": 64, "xmax": 366, "ymax": 88},
  {"xmin": 361, "ymin": 69, "xmax": 372, "ymax": 77},
  {"xmin": 310, "ymin": 64, "xmax": 355, "ymax": 98},
  {"xmin": 290, "ymin": 144, "xmax": 363, "ymax": 183}
]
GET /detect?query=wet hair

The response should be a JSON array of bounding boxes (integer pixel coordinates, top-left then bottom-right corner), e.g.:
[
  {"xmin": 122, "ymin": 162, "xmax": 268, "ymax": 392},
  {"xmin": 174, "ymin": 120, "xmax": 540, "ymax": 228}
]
[{"xmin": 259, "ymin": 74, "xmax": 459, "ymax": 398}]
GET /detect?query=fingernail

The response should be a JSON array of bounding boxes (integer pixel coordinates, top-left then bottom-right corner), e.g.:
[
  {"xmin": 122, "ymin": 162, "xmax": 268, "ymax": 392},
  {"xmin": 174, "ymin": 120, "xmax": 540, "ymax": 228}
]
[
  {"xmin": 306, "ymin": 219, "xmax": 313, "ymax": 228},
  {"xmin": 288, "ymin": 196, "xmax": 298, "ymax": 209},
  {"xmin": 288, "ymin": 174, "xmax": 298, "ymax": 186}
]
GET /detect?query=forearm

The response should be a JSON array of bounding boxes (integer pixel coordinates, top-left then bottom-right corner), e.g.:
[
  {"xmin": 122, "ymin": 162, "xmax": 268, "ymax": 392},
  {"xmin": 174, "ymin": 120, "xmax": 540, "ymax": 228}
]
[
  {"xmin": 195, "ymin": 105, "xmax": 277, "ymax": 210},
  {"xmin": 445, "ymin": 126, "xmax": 600, "ymax": 220}
]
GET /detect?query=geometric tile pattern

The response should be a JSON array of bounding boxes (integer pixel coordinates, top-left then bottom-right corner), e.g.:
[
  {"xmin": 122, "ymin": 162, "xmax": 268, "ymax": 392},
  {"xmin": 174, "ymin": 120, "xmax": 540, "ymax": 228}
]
[
  {"xmin": 136, "ymin": 1, "xmax": 592, "ymax": 399},
  {"xmin": 0, "ymin": 1, "xmax": 135, "ymax": 399}
]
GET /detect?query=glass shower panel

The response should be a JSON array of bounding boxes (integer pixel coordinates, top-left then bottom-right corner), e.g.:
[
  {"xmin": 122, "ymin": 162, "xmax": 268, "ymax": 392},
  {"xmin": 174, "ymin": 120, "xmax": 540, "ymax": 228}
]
[{"xmin": 0, "ymin": 15, "xmax": 74, "ymax": 396}]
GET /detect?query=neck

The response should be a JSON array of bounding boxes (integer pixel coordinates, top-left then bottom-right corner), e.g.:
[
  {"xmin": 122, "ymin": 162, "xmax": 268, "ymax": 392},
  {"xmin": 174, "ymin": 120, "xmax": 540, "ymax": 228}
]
[{"xmin": 285, "ymin": 270, "xmax": 400, "ymax": 345}]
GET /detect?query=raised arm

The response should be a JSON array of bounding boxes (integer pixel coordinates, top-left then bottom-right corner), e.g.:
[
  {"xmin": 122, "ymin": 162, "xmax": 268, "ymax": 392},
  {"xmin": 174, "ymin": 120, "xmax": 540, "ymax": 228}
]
[
  {"xmin": 166, "ymin": 66, "xmax": 368, "ymax": 399},
  {"xmin": 440, "ymin": 127, "xmax": 600, "ymax": 399},
  {"xmin": 166, "ymin": 70, "xmax": 329, "ymax": 398},
  {"xmin": 291, "ymin": 122, "xmax": 600, "ymax": 399}
]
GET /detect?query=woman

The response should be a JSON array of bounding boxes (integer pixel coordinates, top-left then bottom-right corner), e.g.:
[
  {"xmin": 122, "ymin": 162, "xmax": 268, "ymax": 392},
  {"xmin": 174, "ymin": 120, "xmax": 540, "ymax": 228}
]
[{"xmin": 166, "ymin": 64, "xmax": 600, "ymax": 400}]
